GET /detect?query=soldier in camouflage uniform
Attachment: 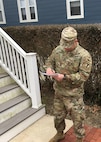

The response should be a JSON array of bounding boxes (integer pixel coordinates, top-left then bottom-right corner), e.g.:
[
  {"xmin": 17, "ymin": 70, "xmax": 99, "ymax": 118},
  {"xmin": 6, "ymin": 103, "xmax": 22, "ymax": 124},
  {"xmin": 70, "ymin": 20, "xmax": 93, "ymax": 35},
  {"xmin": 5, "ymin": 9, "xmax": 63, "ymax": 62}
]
[{"xmin": 45, "ymin": 27, "xmax": 92, "ymax": 142}]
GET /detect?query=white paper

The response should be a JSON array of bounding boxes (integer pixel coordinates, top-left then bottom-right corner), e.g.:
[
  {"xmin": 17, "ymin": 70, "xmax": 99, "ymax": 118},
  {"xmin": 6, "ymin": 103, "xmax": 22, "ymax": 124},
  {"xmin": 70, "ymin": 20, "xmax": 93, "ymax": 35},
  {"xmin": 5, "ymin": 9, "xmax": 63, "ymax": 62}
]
[{"xmin": 39, "ymin": 71, "xmax": 58, "ymax": 76}]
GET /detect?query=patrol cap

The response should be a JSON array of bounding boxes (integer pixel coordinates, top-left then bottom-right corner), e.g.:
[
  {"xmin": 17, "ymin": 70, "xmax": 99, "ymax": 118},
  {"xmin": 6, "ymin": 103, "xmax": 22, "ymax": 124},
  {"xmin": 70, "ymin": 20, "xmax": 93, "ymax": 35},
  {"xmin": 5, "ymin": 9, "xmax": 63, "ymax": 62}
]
[{"xmin": 61, "ymin": 26, "xmax": 77, "ymax": 41}]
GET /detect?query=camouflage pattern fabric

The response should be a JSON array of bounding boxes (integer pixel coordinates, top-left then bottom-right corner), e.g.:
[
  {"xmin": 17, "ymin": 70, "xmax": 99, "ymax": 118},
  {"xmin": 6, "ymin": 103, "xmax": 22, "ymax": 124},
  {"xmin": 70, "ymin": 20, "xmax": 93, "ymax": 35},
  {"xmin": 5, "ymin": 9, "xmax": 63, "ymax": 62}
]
[
  {"xmin": 45, "ymin": 42, "xmax": 92, "ymax": 138},
  {"xmin": 61, "ymin": 27, "xmax": 77, "ymax": 41},
  {"xmin": 54, "ymin": 93, "xmax": 85, "ymax": 138},
  {"xmin": 45, "ymin": 43, "xmax": 92, "ymax": 97}
]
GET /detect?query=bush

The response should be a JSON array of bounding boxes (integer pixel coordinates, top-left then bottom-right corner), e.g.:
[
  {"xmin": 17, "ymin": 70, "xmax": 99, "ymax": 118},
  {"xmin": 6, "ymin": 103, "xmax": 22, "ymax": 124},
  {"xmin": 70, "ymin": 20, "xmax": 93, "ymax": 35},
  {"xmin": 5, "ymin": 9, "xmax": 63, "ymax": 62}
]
[{"xmin": 3, "ymin": 24, "xmax": 101, "ymax": 105}]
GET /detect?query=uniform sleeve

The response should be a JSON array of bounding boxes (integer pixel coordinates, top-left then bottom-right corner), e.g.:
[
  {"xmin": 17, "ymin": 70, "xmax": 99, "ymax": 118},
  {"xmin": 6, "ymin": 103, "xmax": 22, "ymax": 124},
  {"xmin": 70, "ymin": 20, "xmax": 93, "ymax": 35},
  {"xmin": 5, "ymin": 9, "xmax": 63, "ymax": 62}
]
[{"xmin": 67, "ymin": 53, "xmax": 92, "ymax": 83}]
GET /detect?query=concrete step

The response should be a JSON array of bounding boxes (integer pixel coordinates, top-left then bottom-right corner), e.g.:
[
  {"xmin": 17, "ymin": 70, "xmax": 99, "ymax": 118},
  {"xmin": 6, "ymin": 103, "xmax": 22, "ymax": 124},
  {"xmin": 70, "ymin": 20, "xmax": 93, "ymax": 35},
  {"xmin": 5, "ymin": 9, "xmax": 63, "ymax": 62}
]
[
  {"xmin": 0, "ymin": 94, "xmax": 31, "ymax": 123},
  {"xmin": 0, "ymin": 66, "xmax": 6, "ymax": 73},
  {"xmin": 0, "ymin": 83, "xmax": 24, "ymax": 104},
  {"xmin": 0, "ymin": 73, "xmax": 15, "ymax": 87},
  {"xmin": 0, "ymin": 67, "xmax": 46, "ymax": 142},
  {"xmin": 0, "ymin": 105, "xmax": 45, "ymax": 142}
]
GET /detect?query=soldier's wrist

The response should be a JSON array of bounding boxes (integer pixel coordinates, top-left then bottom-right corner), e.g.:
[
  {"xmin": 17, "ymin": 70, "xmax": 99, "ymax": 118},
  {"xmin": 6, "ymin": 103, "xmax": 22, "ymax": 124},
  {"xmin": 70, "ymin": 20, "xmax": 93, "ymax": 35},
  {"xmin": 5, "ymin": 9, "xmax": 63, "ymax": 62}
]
[{"xmin": 64, "ymin": 74, "xmax": 70, "ymax": 80}]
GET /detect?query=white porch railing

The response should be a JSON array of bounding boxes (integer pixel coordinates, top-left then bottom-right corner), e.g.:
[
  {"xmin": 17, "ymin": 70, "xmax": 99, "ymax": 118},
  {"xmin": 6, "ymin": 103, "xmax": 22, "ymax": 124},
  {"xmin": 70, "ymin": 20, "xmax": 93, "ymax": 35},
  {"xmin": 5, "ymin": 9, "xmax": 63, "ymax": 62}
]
[{"xmin": 0, "ymin": 27, "xmax": 42, "ymax": 109}]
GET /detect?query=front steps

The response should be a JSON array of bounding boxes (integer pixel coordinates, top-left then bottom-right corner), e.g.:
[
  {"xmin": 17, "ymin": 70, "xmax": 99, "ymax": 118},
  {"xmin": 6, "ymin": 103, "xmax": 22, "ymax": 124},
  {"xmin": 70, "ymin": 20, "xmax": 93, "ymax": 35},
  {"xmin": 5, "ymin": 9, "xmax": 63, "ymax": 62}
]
[
  {"xmin": 0, "ymin": 66, "xmax": 45, "ymax": 142},
  {"xmin": 0, "ymin": 106, "xmax": 45, "ymax": 142}
]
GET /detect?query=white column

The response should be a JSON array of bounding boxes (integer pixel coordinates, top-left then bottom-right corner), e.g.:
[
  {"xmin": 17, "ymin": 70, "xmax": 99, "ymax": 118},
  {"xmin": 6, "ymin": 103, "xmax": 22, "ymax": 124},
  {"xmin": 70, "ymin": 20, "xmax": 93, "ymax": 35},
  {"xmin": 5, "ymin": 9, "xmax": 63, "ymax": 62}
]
[{"xmin": 26, "ymin": 53, "xmax": 42, "ymax": 108}]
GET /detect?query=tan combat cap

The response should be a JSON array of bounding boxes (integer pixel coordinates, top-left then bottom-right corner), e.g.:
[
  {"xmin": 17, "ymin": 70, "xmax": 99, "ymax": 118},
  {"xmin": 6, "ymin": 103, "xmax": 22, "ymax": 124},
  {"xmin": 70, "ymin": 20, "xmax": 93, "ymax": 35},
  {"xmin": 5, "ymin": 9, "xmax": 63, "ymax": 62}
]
[{"xmin": 61, "ymin": 26, "xmax": 77, "ymax": 41}]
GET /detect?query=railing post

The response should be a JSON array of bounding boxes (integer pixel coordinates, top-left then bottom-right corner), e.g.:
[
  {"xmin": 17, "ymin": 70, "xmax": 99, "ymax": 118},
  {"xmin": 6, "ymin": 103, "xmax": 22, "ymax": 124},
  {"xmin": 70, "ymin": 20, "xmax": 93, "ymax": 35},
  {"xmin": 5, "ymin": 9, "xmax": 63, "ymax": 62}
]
[{"xmin": 26, "ymin": 53, "xmax": 42, "ymax": 108}]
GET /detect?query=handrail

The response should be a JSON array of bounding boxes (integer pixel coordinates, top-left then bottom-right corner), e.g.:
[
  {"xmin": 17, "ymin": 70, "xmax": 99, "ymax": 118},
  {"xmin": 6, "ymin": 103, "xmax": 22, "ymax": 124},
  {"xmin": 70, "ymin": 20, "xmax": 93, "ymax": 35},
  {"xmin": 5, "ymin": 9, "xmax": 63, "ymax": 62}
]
[{"xmin": 0, "ymin": 27, "xmax": 42, "ymax": 108}]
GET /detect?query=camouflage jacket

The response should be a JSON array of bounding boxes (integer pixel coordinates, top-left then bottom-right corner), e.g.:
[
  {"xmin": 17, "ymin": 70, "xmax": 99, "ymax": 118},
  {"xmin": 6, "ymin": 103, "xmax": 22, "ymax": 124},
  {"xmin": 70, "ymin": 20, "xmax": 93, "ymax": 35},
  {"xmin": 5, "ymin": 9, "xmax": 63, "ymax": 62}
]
[{"xmin": 45, "ymin": 43, "xmax": 92, "ymax": 97}]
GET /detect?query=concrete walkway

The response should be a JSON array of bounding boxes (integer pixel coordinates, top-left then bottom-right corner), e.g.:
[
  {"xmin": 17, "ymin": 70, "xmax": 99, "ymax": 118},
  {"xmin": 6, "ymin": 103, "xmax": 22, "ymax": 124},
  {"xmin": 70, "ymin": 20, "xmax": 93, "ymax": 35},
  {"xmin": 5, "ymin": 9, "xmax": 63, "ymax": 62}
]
[{"xmin": 9, "ymin": 115, "xmax": 73, "ymax": 142}]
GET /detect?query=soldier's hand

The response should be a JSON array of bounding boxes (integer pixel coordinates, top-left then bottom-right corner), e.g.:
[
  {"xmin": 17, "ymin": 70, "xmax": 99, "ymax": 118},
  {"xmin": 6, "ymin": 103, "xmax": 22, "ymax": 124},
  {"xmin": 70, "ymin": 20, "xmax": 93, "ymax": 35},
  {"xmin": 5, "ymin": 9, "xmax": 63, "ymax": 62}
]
[
  {"xmin": 53, "ymin": 73, "xmax": 64, "ymax": 82},
  {"xmin": 46, "ymin": 68, "xmax": 55, "ymax": 75}
]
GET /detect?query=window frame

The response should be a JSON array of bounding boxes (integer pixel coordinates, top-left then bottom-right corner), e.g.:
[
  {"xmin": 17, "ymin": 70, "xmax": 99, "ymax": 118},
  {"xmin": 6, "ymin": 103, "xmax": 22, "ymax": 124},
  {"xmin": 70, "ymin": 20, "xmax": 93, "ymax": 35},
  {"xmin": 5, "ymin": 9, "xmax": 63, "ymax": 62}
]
[
  {"xmin": 17, "ymin": 0, "xmax": 38, "ymax": 23},
  {"xmin": 0, "ymin": 0, "xmax": 6, "ymax": 24},
  {"xmin": 66, "ymin": 0, "xmax": 84, "ymax": 19}
]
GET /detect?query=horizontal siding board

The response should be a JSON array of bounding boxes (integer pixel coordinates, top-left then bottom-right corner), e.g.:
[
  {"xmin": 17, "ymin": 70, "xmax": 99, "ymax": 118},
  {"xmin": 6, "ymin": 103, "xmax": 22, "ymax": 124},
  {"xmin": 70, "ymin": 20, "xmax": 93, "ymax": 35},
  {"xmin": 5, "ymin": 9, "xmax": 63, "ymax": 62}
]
[
  {"xmin": 84, "ymin": 0, "xmax": 101, "ymax": 23},
  {"xmin": 1, "ymin": 0, "xmax": 101, "ymax": 27},
  {"xmin": 3, "ymin": 0, "xmax": 19, "ymax": 26},
  {"xmin": 37, "ymin": 0, "xmax": 67, "ymax": 24}
]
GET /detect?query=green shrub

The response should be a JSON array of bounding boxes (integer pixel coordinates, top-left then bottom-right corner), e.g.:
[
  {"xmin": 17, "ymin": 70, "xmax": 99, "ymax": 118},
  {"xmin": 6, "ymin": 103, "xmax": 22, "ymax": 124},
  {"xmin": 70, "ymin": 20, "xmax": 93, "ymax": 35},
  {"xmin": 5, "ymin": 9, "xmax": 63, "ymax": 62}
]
[{"xmin": 3, "ymin": 24, "xmax": 101, "ymax": 105}]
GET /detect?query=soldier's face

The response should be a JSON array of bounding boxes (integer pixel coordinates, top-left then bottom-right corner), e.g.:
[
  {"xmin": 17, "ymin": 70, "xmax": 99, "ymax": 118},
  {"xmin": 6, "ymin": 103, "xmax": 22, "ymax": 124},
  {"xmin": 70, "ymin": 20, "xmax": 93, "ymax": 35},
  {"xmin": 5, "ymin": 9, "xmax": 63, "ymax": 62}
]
[
  {"xmin": 60, "ymin": 38, "xmax": 77, "ymax": 52},
  {"xmin": 60, "ymin": 38, "xmax": 74, "ymax": 48}
]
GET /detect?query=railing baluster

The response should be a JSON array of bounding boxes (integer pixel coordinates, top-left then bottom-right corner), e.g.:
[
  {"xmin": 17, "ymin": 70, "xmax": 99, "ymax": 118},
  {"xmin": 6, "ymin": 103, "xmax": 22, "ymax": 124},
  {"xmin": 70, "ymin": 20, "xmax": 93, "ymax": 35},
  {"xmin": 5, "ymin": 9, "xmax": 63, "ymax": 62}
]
[
  {"xmin": 8, "ymin": 45, "xmax": 15, "ymax": 74},
  {"xmin": 12, "ymin": 47, "xmax": 19, "ymax": 78},
  {"xmin": 7, "ymin": 44, "xmax": 12, "ymax": 72},
  {"xmin": 3, "ymin": 40, "xmax": 11, "ymax": 69},
  {"xmin": 20, "ymin": 56, "xmax": 27, "ymax": 87},
  {"xmin": 0, "ymin": 36, "xmax": 3, "ymax": 62},
  {"xmin": 1, "ymin": 37, "xmax": 7, "ymax": 66},
  {"xmin": 16, "ymin": 52, "xmax": 22, "ymax": 80}
]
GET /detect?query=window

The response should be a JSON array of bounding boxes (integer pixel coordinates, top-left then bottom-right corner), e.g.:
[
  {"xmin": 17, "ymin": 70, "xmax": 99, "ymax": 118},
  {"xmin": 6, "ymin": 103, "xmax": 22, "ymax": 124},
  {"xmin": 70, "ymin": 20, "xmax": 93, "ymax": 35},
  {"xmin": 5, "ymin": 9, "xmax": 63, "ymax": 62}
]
[
  {"xmin": 66, "ymin": 0, "xmax": 84, "ymax": 19},
  {"xmin": 17, "ymin": 0, "xmax": 38, "ymax": 23},
  {"xmin": 0, "ymin": 0, "xmax": 6, "ymax": 24}
]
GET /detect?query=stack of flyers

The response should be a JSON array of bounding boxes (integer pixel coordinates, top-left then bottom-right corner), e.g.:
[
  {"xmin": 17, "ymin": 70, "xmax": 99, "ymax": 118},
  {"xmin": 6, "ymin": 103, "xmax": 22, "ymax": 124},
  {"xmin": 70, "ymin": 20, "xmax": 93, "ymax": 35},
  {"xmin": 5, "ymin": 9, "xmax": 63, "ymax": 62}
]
[{"xmin": 39, "ymin": 71, "xmax": 58, "ymax": 76}]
